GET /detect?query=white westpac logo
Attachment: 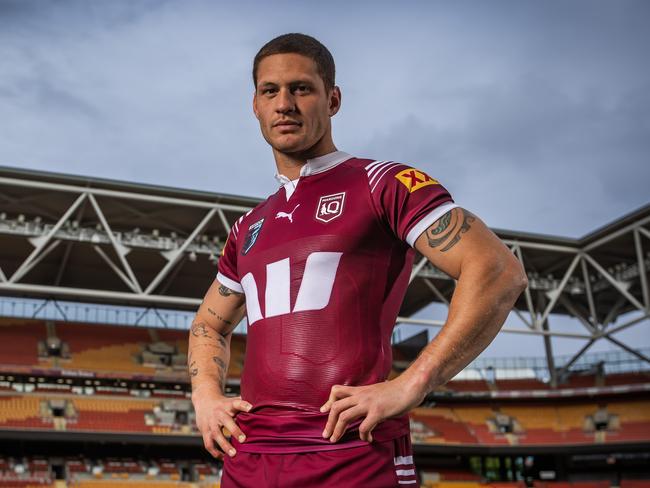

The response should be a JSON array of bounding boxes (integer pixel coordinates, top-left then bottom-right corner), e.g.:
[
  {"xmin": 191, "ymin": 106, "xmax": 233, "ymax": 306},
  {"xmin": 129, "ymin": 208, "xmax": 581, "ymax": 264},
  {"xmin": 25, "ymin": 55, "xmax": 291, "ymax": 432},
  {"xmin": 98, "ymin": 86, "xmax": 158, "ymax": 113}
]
[{"xmin": 241, "ymin": 251, "xmax": 343, "ymax": 325}]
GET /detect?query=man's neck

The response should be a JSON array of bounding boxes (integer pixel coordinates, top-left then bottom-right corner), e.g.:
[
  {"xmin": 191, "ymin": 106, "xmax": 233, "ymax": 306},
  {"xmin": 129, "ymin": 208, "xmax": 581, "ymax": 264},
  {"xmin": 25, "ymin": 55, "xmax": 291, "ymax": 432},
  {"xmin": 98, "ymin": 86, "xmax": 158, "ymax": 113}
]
[{"xmin": 273, "ymin": 141, "xmax": 338, "ymax": 180}]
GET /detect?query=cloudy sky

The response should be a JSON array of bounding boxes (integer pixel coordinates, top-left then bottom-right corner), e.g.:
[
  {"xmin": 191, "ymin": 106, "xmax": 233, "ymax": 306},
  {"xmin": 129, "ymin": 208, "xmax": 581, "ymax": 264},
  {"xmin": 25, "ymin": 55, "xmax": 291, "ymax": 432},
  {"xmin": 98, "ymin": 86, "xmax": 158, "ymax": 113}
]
[{"xmin": 1, "ymin": 0, "xmax": 648, "ymax": 361}]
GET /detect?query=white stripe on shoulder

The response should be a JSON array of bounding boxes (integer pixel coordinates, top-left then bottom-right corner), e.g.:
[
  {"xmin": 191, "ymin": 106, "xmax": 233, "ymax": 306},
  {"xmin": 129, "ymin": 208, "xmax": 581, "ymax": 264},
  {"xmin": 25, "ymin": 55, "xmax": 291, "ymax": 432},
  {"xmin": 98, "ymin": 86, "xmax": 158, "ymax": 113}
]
[
  {"xmin": 369, "ymin": 162, "xmax": 399, "ymax": 187},
  {"xmin": 365, "ymin": 160, "xmax": 386, "ymax": 173},
  {"xmin": 370, "ymin": 162, "xmax": 402, "ymax": 193},
  {"xmin": 366, "ymin": 161, "xmax": 390, "ymax": 179},
  {"xmin": 394, "ymin": 456, "xmax": 414, "ymax": 466},
  {"xmin": 398, "ymin": 481, "xmax": 417, "ymax": 485}
]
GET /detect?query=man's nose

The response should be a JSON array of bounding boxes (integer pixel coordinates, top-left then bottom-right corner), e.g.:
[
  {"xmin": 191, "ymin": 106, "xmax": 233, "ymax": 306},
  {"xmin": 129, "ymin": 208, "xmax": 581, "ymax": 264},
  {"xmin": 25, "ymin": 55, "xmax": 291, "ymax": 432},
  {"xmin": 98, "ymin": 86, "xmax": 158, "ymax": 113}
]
[{"xmin": 275, "ymin": 88, "xmax": 295, "ymax": 113}]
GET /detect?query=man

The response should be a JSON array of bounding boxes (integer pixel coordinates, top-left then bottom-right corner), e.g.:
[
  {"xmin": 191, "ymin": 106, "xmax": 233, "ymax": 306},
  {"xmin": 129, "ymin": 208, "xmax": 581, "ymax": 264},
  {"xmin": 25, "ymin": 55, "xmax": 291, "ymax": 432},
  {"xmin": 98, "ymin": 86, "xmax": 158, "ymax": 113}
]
[{"xmin": 189, "ymin": 33, "xmax": 528, "ymax": 487}]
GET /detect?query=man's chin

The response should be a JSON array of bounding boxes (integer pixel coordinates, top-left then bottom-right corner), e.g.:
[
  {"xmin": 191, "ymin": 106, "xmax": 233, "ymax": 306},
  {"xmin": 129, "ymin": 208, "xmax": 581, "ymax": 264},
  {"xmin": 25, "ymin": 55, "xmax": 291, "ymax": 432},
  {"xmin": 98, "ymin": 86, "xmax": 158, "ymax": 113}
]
[{"xmin": 270, "ymin": 139, "xmax": 308, "ymax": 155}]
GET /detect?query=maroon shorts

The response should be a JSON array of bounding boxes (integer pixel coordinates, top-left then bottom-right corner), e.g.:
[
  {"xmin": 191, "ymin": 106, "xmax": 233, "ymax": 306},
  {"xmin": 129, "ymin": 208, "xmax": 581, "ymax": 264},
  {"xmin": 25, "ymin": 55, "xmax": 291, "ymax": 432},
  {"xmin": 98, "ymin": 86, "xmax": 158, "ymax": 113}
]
[{"xmin": 221, "ymin": 433, "xmax": 418, "ymax": 488}]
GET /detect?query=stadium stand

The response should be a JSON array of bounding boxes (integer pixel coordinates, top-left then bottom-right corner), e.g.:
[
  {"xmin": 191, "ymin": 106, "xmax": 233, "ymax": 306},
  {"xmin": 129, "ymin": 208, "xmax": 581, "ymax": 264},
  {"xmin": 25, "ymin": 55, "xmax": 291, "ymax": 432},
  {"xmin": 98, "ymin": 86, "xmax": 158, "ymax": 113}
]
[{"xmin": 1, "ymin": 316, "xmax": 649, "ymax": 486}]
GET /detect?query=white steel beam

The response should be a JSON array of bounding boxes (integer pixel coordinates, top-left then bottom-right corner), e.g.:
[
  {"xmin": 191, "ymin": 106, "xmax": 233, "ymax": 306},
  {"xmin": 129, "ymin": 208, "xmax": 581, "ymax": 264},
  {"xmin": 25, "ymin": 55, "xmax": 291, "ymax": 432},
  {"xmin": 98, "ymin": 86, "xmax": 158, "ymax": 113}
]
[
  {"xmin": 583, "ymin": 214, "xmax": 650, "ymax": 252},
  {"xmin": 557, "ymin": 339, "xmax": 597, "ymax": 378},
  {"xmin": 582, "ymin": 253, "xmax": 645, "ymax": 312},
  {"xmin": 514, "ymin": 245, "xmax": 536, "ymax": 328},
  {"xmin": 395, "ymin": 315, "xmax": 592, "ymax": 339},
  {"xmin": 0, "ymin": 281, "xmax": 201, "ymax": 307},
  {"xmin": 580, "ymin": 257, "xmax": 598, "ymax": 327},
  {"xmin": 217, "ymin": 208, "xmax": 232, "ymax": 234},
  {"xmin": 634, "ymin": 228, "xmax": 649, "ymax": 310},
  {"xmin": 538, "ymin": 254, "xmax": 582, "ymax": 326},
  {"xmin": 88, "ymin": 193, "xmax": 142, "ymax": 293},
  {"xmin": 144, "ymin": 208, "xmax": 218, "ymax": 295},
  {"xmin": 93, "ymin": 245, "xmax": 141, "ymax": 294},
  {"xmin": 604, "ymin": 335, "xmax": 650, "ymax": 364},
  {"xmin": 9, "ymin": 192, "xmax": 87, "ymax": 283},
  {"xmin": 0, "ymin": 176, "xmax": 253, "ymax": 213},
  {"xmin": 409, "ymin": 257, "xmax": 428, "ymax": 284}
]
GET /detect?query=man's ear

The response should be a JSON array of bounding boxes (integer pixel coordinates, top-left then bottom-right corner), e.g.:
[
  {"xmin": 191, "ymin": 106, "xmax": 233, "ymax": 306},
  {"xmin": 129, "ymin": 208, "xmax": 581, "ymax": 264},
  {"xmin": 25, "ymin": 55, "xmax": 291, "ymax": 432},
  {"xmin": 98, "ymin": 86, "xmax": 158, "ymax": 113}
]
[
  {"xmin": 252, "ymin": 91, "xmax": 260, "ymax": 120},
  {"xmin": 329, "ymin": 86, "xmax": 342, "ymax": 116}
]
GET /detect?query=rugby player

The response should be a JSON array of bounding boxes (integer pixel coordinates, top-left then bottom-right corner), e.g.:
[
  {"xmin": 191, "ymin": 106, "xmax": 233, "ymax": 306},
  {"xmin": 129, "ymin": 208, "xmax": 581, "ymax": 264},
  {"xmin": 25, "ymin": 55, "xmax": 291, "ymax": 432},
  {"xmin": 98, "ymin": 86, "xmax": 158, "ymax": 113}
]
[{"xmin": 188, "ymin": 33, "xmax": 528, "ymax": 487}]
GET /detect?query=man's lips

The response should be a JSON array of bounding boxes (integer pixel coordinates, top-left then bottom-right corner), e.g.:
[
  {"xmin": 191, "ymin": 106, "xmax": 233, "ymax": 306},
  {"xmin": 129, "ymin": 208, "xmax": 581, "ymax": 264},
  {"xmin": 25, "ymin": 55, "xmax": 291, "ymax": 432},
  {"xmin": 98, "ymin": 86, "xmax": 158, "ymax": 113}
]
[{"xmin": 273, "ymin": 120, "xmax": 301, "ymax": 128}]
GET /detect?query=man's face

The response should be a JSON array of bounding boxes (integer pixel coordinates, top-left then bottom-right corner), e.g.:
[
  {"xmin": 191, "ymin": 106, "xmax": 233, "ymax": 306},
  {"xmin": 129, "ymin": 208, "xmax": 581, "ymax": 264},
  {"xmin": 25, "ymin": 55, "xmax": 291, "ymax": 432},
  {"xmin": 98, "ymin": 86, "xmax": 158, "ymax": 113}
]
[{"xmin": 253, "ymin": 53, "xmax": 340, "ymax": 155}]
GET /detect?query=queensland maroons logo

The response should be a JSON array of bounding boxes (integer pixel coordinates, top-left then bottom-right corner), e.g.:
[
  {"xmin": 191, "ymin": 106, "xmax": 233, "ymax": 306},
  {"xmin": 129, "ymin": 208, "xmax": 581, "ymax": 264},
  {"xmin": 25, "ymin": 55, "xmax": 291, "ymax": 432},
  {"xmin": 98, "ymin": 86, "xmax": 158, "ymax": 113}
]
[{"xmin": 315, "ymin": 192, "xmax": 345, "ymax": 223}]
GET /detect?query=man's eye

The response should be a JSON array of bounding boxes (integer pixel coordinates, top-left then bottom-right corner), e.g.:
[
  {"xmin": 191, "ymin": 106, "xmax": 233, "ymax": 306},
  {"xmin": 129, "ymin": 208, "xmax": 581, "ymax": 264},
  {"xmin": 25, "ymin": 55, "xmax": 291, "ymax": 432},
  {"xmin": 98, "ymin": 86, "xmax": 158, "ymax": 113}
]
[
  {"xmin": 295, "ymin": 85, "xmax": 310, "ymax": 93},
  {"xmin": 262, "ymin": 88, "xmax": 276, "ymax": 95}
]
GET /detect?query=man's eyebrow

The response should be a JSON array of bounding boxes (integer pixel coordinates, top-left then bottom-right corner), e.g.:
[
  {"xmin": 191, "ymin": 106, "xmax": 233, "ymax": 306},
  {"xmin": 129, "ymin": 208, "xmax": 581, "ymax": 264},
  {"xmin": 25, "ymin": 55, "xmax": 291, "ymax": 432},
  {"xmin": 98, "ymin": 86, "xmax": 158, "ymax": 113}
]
[
  {"xmin": 258, "ymin": 81, "xmax": 278, "ymax": 88},
  {"xmin": 289, "ymin": 79, "xmax": 315, "ymax": 87}
]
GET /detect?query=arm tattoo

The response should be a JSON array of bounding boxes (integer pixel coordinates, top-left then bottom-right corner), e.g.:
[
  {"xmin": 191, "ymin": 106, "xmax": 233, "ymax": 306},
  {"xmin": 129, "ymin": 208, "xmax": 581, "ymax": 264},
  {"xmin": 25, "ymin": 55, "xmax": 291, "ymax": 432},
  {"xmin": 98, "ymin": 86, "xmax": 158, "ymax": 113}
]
[
  {"xmin": 212, "ymin": 356, "xmax": 227, "ymax": 391},
  {"xmin": 212, "ymin": 356, "xmax": 227, "ymax": 370},
  {"xmin": 215, "ymin": 333, "xmax": 227, "ymax": 349},
  {"xmin": 190, "ymin": 321, "xmax": 211, "ymax": 339},
  {"xmin": 187, "ymin": 351, "xmax": 198, "ymax": 377},
  {"xmin": 426, "ymin": 208, "xmax": 476, "ymax": 252},
  {"xmin": 207, "ymin": 307, "xmax": 233, "ymax": 326},
  {"xmin": 218, "ymin": 285, "xmax": 241, "ymax": 297}
]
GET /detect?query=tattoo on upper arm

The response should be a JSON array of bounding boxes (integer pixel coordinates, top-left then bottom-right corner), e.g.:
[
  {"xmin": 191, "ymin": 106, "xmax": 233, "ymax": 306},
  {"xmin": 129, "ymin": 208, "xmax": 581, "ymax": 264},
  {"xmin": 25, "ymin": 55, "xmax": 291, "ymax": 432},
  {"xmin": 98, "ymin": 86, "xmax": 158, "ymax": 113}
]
[
  {"xmin": 426, "ymin": 208, "xmax": 476, "ymax": 252},
  {"xmin": 218, "ymin": 285, "xmax": 241, "ymax": 297},
  {"xmin": 207, "ymin": 307, "xmax": 233, "ymax": 326}
]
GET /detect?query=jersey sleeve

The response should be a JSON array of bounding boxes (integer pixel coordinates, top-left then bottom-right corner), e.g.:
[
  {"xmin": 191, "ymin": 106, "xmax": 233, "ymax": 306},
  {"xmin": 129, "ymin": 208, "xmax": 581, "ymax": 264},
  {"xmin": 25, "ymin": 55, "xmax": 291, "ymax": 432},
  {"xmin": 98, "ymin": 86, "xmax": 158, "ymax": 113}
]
[
  {"xmin": 216, "ymin": 217, "xmax": 244, "ymax": 293},
  {"xmin": 365, "ymin": 161, "xmax": 459, "ymax": 247}
]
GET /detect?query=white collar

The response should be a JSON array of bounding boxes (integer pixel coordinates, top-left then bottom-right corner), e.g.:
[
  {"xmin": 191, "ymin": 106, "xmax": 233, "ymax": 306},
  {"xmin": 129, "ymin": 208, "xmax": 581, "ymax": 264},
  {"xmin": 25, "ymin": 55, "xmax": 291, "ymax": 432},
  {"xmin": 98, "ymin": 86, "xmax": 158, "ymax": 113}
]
[{"xmin": 273, "ymin": 150, "xmax": 351, "ymax": 187}]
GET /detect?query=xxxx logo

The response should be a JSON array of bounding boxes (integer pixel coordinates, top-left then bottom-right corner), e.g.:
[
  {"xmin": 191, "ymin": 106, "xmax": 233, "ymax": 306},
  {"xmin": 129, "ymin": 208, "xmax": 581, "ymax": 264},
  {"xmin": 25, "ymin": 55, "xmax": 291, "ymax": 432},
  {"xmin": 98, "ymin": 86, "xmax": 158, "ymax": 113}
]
[{"xmin": 395, "ymin": 168, "xmax": 439, "ymax": 193}]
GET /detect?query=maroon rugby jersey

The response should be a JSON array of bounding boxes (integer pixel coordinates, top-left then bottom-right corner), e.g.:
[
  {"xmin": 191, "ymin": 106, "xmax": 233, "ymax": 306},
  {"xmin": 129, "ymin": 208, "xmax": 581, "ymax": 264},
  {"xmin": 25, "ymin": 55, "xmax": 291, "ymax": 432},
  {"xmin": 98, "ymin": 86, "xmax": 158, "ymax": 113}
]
[{"xmin": 216, "ymin": 151, "xmax": 458, "ymax": 453}]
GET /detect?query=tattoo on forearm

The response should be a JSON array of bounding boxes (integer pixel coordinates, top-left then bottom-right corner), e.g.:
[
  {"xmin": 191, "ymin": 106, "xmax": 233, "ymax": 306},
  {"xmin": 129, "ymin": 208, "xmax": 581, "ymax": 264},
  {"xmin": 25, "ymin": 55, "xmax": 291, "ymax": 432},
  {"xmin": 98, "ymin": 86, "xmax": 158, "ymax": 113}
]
[
  {"xmin": 190, "ymin": 321, "xmax": 211, "ymax": 339},
  {"xmin": 216, "ymin": 333, "xmax": 227, "ymax": 349},
  {"xmin": 187, "ymin": 351, "xmax": 198, "ymax": 377},
  {"xmin": 426, "ymin": 208, "xmax": 476, "ymax": 252},
  {"xmin": 212, "ymin": 356, "xmax": 226, "ymax": 370},
  {"xmin": 213, "ymin": 355, "xmax": 227, "ymax": 391},
  {"xmin": 218, "ymin": 285, "xmax": 241, "ymax": 297}
]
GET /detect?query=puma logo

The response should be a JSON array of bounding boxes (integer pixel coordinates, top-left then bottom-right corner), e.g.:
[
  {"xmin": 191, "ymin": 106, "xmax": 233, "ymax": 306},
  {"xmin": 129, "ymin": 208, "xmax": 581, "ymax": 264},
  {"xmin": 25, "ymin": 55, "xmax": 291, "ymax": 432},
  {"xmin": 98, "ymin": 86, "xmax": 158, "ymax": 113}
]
[{"xmin": 275, "ymin": 204, "xmax": 300, "ymax": 223}]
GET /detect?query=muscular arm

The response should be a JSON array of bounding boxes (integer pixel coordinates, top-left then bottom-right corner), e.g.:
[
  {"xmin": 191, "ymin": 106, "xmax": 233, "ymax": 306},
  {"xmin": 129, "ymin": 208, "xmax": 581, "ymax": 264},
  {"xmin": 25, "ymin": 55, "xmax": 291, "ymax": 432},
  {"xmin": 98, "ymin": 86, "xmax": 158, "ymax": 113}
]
[
  {"xmin": 406, "ymin": 207, "xmax": 528, "ymax": 392},
  {"xmin": 189, "ymin": 279, "xmax": 250, "ymax": 458},
  {"xmin": 322, "ymin": 207, "xmax": 528, "ymax": 442},
  {"xmin": 188, "ymin": 280, "xmax": 246, "ymax": 398}
]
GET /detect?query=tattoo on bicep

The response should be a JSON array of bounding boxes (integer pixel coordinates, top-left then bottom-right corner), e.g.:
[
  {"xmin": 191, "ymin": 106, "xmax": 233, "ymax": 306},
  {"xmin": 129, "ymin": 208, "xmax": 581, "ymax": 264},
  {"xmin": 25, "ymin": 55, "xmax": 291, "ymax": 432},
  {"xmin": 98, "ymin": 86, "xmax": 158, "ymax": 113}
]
[
  {"xmin": 218, "ymin": 285, "xmax": 241, "ymax": 297},
  {"xmin": 190, "ymin": 321, "xmax": 211, "ymax": 339},
  {"xmin": 207, "ymin": 307, "xmax": 233, "ymax": 326},
  {"xmin": 426, "ymin": 208, "xmax": 476, "ymax": 252}
]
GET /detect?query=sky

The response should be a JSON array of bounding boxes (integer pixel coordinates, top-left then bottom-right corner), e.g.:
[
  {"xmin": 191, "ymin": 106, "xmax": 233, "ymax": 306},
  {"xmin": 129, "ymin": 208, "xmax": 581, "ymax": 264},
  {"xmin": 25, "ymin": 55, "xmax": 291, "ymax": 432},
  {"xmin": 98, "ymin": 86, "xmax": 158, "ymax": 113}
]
[{"xmin": 0, "ymin": 0, "xmax": 649, "ymax": 362}]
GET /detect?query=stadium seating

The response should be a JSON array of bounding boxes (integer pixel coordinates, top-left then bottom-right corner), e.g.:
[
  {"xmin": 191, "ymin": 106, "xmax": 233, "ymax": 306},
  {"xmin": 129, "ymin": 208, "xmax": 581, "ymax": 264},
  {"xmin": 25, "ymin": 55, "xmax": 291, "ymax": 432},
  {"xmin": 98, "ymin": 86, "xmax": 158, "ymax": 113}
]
[{"xmin": 0, "ymin": 318, "xmax": 46, "ymax": 367}]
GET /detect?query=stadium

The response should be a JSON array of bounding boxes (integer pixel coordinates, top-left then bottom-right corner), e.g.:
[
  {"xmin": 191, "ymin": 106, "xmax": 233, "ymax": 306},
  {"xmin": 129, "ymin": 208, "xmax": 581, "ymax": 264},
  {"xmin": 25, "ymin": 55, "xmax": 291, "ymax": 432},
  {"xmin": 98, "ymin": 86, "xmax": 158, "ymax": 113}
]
[{"xmin": 0, "ymin": 165, "xmax": 648, "ymax": 488}]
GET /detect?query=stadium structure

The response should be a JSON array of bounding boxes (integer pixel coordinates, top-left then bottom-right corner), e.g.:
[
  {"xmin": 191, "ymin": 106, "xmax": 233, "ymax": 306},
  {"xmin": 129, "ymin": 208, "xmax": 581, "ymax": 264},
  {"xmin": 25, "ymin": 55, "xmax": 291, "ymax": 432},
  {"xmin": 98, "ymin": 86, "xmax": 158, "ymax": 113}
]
[{"xmin": 0, "ymin": 165, "xmax": 648, "ymax": 488}]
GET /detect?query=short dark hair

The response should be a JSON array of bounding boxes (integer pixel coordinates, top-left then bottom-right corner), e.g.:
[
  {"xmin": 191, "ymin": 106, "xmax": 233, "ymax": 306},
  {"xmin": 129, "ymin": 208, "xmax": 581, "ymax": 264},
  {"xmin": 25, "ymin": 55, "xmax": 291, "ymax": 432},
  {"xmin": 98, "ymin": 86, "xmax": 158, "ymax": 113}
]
[{"xmin": 253, "ymin": 33, "xmax": 335, "ymax": 91}]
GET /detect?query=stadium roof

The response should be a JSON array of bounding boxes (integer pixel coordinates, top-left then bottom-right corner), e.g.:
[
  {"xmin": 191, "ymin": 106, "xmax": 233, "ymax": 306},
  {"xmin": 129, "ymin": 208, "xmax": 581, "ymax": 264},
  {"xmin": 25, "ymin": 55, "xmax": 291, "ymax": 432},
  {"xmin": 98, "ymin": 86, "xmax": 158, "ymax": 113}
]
[{"xmin": 1, "ymin": 165, "xmax": 649, "ymax": 384}]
